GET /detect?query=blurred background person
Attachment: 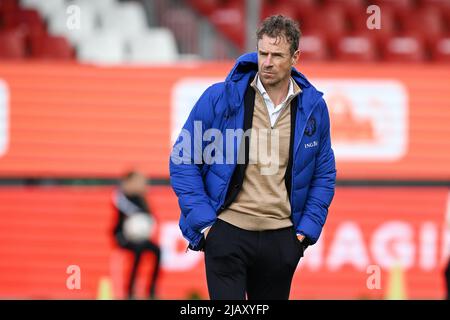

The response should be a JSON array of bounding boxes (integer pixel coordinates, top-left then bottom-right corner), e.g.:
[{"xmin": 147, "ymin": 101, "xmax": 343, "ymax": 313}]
[{"xmin": 112, "ymin": 170, "xmax": 161, "ymax": 299}]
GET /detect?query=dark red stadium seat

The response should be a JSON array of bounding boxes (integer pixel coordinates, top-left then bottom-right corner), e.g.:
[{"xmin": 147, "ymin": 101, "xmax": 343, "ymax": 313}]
[
  {"xmin": 261, "ymin": 3, "xmax": 298, "ymax": 21},
  {"xmin": 20, "ymin": 9, "xmax": 46, "ymax": 36},
  {"xmin": 291, "ymin": 0, "xmax": 317, "ymax": 20},
  {"xmin": 2, "ymin": 8, "xmax": 46, "ymax": 36},
  {"xmin": 348, "ymin": 10, "xmax": 368, "ymax": 34},
  {"xmin": 0, "ymin": 28, "xmax": 26, "ymax": 59},
  {"xmin": 400, "ymin": 6, "xmax": 446, "ymax": 46},
  {"xmin": 299, "ymin": 32, "xmax": 329, "ymax": 61},
  {"xmin": 300, "ymin": 4, "xmax": 349, "ymax": 41},
  {"xmin": 417, "ymin": 0, "xmax": 450, "ymax": 10},
  {"xmin": 333, "ymin": 34, "xmax": 378, "ymax": 62},
  {"xmin": 30, "ymin": 35, "xmax": 75, "ymax": 60},
  {"xmin": 372, "ymin": 0, "xmax": 415, "ymax": 10},
  {"xmin": 381, "ymin": 34, "xmax": 427, "ymax": 62},
  {"xmin": 209, "ymin": 3, "xmax": 245, "ymax": 49},
  {"xmin": 188, "ymin": 0, "xmax": 246, "ymax": 50},
  {"xmin": 430, "ymin": 37, "xmax": 450, "ymax": 63},
  {"xmin": 0, "ymin": 0, "xmax": 18, "ymax": 15},
  {"xmin": 285, "ymin": 0, "xmax": 316, "ymax": 6},
  {"xmin": 323, "ymin": 0, "xmax": 365, "ymax": 10},
  {"xmin": 0, "ymin": 0, "xmax": 18, "ymax": 28}
]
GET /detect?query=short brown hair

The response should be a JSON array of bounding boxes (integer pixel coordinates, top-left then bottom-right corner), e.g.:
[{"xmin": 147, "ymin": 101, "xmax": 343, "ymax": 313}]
[{"xmin": 256, "ymin": 15, "xmax": 301, "ymax": 56}]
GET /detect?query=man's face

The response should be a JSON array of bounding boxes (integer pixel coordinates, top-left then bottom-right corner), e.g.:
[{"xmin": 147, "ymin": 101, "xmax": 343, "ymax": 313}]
[{"xmin": 257, "ymin": 34, "xmax": 299, "ymax": 88}]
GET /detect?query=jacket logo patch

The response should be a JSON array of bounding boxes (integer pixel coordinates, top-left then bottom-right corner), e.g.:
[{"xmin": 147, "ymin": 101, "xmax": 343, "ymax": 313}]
[
  {"xmin": 304, "ymin": 140, "xmax": 318, "ymax": 149},
  {"xmin": 305, "ymin": 117, "xmax": 316, "ymax": 137}
]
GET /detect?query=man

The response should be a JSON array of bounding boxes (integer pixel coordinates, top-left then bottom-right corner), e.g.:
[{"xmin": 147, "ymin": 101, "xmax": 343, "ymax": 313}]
[
  {"xmin": 170, "ymin": 15, "xmax": 336, "ymax": 300},
  {"xmin": 112, "ymin": 170, "xmax": 161, "ymax": 299}
]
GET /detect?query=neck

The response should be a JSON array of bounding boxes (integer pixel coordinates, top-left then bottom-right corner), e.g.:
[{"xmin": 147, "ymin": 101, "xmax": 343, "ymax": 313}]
[{"xmin": 264, "ymin": 76, "xmax": 290, "ymax": 105}]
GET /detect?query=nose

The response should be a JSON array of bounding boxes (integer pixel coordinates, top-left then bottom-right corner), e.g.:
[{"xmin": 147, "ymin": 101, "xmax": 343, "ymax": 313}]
[{"xmin": 263, "ymin": 54, "xmax": 273, "ymax": 68}]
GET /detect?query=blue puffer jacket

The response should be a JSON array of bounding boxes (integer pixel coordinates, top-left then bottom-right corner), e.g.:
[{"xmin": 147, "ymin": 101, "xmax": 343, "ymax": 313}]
[{"xmin": 170, "ymin": 52, "xmax": 336, "ymax": 251}]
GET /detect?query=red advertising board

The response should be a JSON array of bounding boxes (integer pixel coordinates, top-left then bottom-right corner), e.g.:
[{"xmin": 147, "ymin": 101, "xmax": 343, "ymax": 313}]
[
  {"xmin": 0, "ymin": 186, "xmax": 447, "ymax": 299},
  {"xmin": 0, "ymin": 62, "xmax": 449, "ymax": 179}
]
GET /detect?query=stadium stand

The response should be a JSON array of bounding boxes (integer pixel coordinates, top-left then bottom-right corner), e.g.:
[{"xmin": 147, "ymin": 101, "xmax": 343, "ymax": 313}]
[
  {"xmin": 0, "ymin": 0, "xmax": 449, "ymax": 62},
  {"xmin": 0, "ymin": 0, "xmax": 181, "ymax": 63},
  {"xmin": 185, "ymin": 0, "xmax": 450, "ymax": 62}
]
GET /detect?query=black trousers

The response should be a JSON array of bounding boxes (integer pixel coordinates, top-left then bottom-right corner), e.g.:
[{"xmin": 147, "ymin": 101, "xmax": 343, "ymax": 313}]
[
  {"xmin": 204, "ymin": 219, "xmax": 304, "ymax": 300},
  {"xmin": 115, "ymin": 232, "xmax": 161, "ymax": 299}
]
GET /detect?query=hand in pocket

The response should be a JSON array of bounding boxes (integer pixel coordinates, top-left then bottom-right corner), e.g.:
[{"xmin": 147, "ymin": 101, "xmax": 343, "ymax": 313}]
[{"xmin": 204, "ymin": 226, "xmax": 212, "ymax": 239}]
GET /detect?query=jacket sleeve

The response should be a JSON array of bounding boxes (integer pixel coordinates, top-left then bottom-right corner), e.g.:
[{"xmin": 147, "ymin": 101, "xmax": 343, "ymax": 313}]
[
  {"xmin": 297, "ymin": 99, "xmax": 336, "ymax": 244},
  {"xmin": 169, "ymin": 85, "xmax": 219, "ymax": 234}
]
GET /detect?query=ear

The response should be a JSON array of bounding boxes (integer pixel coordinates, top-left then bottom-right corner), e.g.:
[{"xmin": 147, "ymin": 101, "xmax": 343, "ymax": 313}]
[{"xmin": 292, "ymin": 49, "xmax": 300, "ymax": 65}]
